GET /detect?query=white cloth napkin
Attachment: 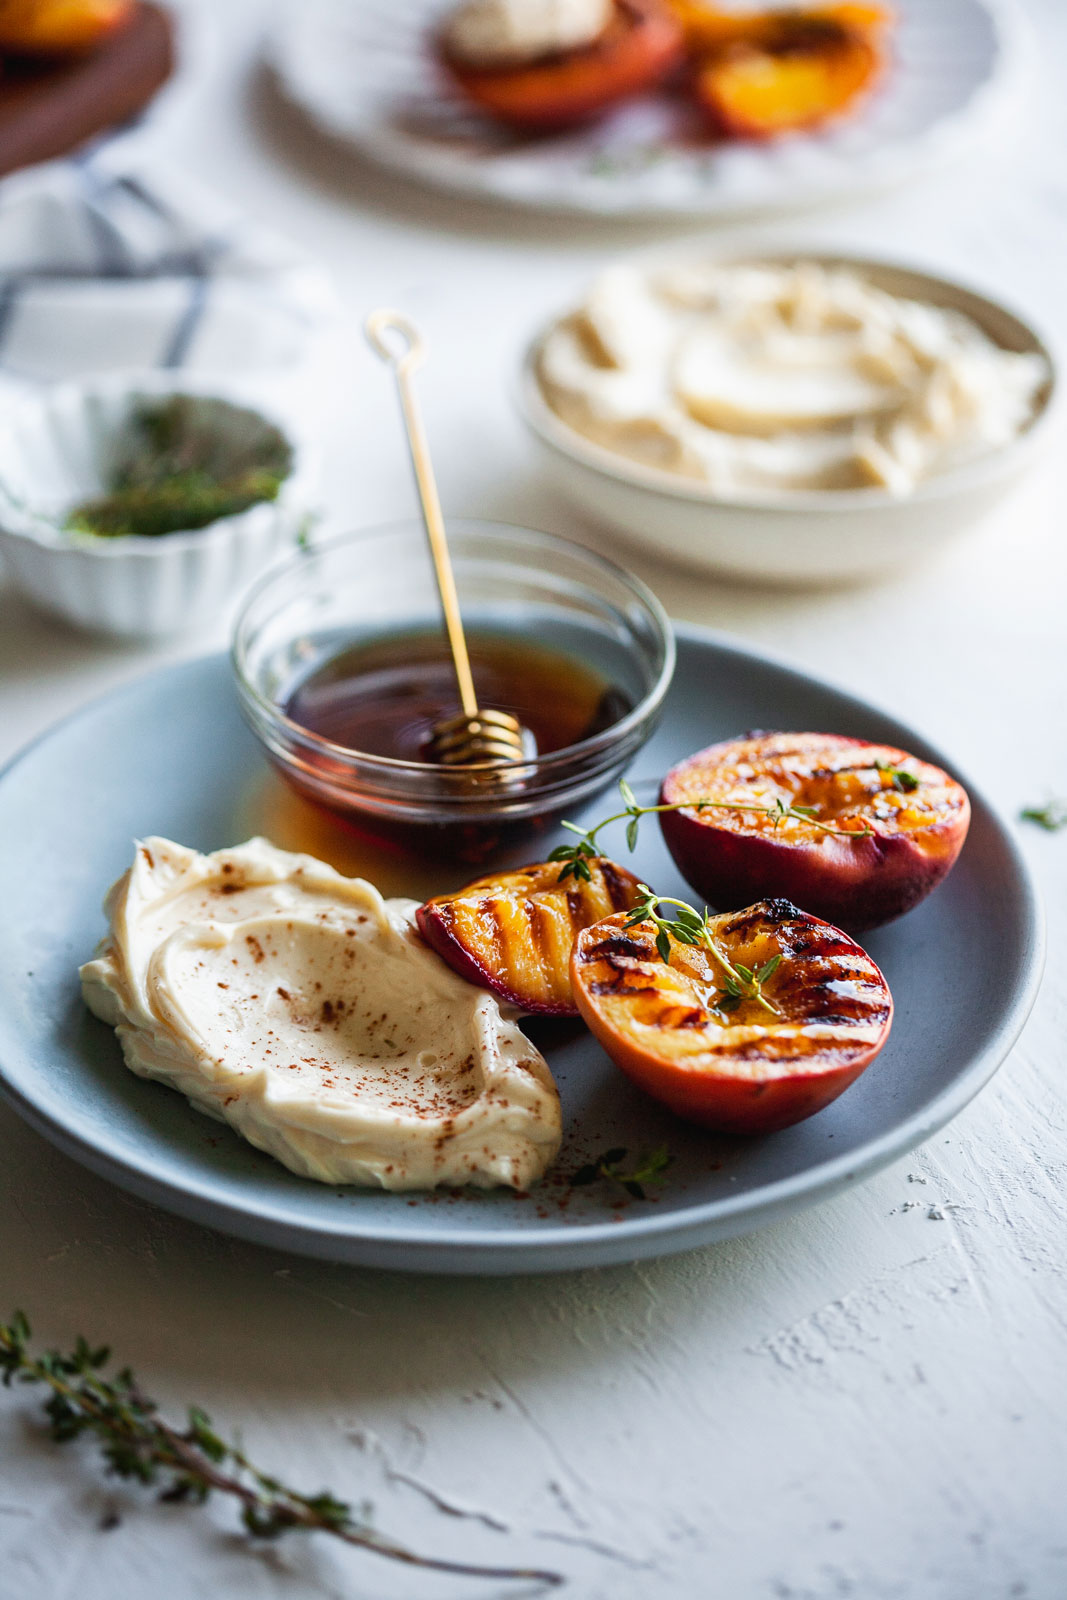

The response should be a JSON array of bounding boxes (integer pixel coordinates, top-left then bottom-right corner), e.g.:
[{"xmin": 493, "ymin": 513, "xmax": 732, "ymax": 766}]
[{"xmin": 0, "ymin": 145, "xmax": 340, "ymax": 384}]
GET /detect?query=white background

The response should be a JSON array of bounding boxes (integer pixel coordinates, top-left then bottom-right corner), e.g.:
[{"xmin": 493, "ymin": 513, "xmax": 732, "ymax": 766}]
[{"xmin": 1, "ymin": 2, "xmax": 1065, "ymax": 1596}]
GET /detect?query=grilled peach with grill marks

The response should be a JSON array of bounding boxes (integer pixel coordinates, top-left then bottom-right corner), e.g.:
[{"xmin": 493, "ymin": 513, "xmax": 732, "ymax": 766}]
[
  {"xmin": 0, "ymin": 0, "xmax": 134, "ymax": 53},
  {"xmin": 668, "ymin": 1, "xmax": 892, "ymax": 56},
  {"xmin": 660, "ymin": 732, "xmax": 970, "ymax": 933},
  {"xmin": 572, "ymin": 899, "xmax": 893, "ymax": 1134},
  {"xmin": 417, "ymin": 857, "xmax": 644, "ymax": 1016},
  {"xmin": 681, "ymin": 4, "xmax": 891, "ymax": 141},
  {"xmin": 440, "ymin": 0, "xmax": 685, "ymax": 132}
]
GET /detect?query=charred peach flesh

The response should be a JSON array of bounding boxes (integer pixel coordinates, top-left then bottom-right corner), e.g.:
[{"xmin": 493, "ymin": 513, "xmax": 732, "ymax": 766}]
[
  {"xmin": 417, "ymin": 857, "xmax": 644, "ymax": 1015},
  {"xmin": 660, "ymin": 732, "xmax": 970, "ymax": 933},
  {"xmin": 683, "ymin": 4, "xmax": 890, "ymax": 140},
  {"xmin": 0, "ymin": 0, "xmax": 134, "ymax": 52},
  {"xmin": 669, "ymin": 1, "xmax": 891, "ymax": 54},
  {"xmin": 440, "ymin": 0, "xmax": 684, "ymax": 131},
  {"xmin": 572, "ymin": 899, "xmax": 893, "ymax": 1134}
]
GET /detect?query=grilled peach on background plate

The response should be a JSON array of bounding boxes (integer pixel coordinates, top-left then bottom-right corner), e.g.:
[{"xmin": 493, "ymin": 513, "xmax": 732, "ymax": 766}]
[
  {"xmin": 660, "ymin": 732, "xmax": 970, "ymax": 934},
  {"xmin": 417, "ymin": 857, "xmax": 644, "ymax": 1016},
  {"xmin": 669, "ymin": 1, "xmax": 891, "ymax": 54},
  {"xmin": 571, "ymin": 899, "xmax": 893, "ymax": 1134},
  {"xmin": 440, "ymin": 0, "xmax": 685, "ymax": 131},
  {"xmin": 677, "ymin": 3, "xmax": 891, "ymax": 140},
  {"xmin": 0, "ymin": 0, "xmax": 134, "ymax": 52}
]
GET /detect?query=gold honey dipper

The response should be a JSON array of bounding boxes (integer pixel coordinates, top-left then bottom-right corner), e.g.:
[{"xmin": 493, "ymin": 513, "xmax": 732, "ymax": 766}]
[{"xmin": 364, "ymin": 309, "xmax": 529, "ymax": 770}]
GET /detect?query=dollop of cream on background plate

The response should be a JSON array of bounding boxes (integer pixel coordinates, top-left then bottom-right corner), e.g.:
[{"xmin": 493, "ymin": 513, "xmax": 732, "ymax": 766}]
[
  {"xmin": 537, "ymin": 261, "xmax": 1049, "ymax": 496},
  {"xmin": 80, "ymin": 838, "xmax": 561, "ymax": 1191}
]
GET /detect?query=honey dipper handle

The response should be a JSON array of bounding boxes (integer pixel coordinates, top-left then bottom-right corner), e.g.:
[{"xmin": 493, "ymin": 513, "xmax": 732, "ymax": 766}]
[{"xmin": 364, "ymin": 310, "xmax": 479, "ymax": 721}]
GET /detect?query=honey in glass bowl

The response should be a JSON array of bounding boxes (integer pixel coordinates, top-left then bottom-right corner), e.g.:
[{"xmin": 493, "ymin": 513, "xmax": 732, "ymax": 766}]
[
  {"xmin": 232, "ymin": 521, "xmax": 675, "ymax": 863},
  {"xmin": 283, "ymin": 628, "xmax": 631, "ymax": 764}
]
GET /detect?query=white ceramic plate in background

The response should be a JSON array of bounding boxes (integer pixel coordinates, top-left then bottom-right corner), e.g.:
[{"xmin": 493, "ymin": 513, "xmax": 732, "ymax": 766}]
[
  {"xmin": 267, "ymin": 0, "xmax": 1017, "ymax": 219},
  {"xmin": 518, "ymin": 251, "xmax": 1056, "ymax": 585}
]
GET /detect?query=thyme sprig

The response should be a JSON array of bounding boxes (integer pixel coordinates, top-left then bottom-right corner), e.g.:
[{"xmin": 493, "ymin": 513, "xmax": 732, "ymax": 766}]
[
  {"xmin": 571, "ymin": 1144, "xmax": 672, "ymax": 1200},
  {"xmin": 548, "ymin": 778, "xmax": 873, "ymax": 885},
  {"xmin": 0, "ymin": 1312, "xmax": 561, "ymax": 1587},
  {"xmin": 624, "ymin": 886, "xmax": 782, "ymax": 1018},
  {"xmin": 874, "ymin": 760, "xmax": 920, "ymax": 793},
  {"xmin": 1020, "ymin": 798, "xmax": 1067, "ymax": 832}
]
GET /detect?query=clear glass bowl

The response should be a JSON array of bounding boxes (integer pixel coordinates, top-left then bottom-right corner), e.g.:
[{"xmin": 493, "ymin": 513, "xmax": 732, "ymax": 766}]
[{"xmin": 231, "ymin": 520, "xmax": 675, "ymax": 862}]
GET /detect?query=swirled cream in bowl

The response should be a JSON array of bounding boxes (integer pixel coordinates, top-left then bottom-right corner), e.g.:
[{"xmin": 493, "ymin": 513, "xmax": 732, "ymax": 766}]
[{"xmin": 522, "ymin": 253, "xmax": 1055, "ymax": 584}]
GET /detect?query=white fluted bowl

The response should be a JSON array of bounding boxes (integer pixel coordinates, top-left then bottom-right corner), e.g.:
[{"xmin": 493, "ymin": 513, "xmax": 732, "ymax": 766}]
[{"xmin": 0, "ymin": 374, "xmax": 317, "ymax": 637}]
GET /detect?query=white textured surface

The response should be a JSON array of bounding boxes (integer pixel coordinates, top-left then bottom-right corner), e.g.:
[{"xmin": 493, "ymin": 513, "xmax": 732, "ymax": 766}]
[{"xmin": 1, "ymin": 1, "xmax": 1066, "ymax": 1597}]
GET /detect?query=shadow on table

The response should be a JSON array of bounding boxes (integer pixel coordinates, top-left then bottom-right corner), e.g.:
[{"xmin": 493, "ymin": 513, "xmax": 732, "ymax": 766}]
[{"xmin": 0, "ymin": 1097, "xmax": 821, "ymax": 1407}]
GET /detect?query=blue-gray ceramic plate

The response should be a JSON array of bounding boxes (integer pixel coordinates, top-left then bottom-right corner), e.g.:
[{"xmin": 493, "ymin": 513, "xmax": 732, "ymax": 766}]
[{"xmin": 0, "ymin": 629, "xmax": 1043, "ymax": 1273}]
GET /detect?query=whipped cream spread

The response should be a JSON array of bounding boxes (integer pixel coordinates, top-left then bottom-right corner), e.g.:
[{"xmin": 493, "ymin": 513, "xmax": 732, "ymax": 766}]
[
  {"xmin": 538, "ymin": 261, "xmax": 1049, "ymax": 496},
  {"xmin": 446, "ymin": 0, "xmax": 612, "ymax": 67},
  {"xmin": 80, "ymin": 838, "xmax": 561, "ymax": 1190}
]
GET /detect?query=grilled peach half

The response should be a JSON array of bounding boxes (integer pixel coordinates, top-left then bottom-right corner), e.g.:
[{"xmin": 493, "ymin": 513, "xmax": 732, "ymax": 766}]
[
  {"xmin": 660, "ymin": 732, "xmax": 970, "ymax": 934},
  {"xmin": 440, "ymin": 0, "xmax": 684, "ymax": 131},
  {"xmin": 417, "ymin": 857, "xmax": 644, "ymax": 1015},
  {"xmin": 669, "ymin": 2, "xmax": 891, "ymax": 55},
  {"xmin": 0, "ymin": 0, "xmax": 134, "ymax": 53},
  {"xmin": 688, "ymin": 5, "xmax": 889, "ymax": 140},
  {"xmin": 572, "ymin": 899, "xmax": 892, "ymax": 1134}
]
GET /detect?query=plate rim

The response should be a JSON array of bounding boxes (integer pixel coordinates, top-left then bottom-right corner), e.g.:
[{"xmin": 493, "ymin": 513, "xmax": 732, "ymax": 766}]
[{"xmin": 0, "ymin": 623, "xmax": 1045, "ymax": 1270}]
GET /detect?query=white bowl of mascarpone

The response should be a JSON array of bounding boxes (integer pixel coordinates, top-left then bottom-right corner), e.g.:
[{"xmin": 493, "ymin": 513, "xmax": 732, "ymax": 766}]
[{"xmin": 521, "ymin": 253, "xmax": 1055, "ymax": 585}]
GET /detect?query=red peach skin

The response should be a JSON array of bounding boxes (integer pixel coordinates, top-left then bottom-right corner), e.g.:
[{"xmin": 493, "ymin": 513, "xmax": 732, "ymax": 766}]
[
  {"xmin": 440, "ymin": 0, "xmax": 684, "ymax": 131},
  {"xmin": 571, "ymin": 900, "xmax": 893, "ymax": 1134},
  {"xmin": 660, "ymin": 732, "xmax": 970, "ymax": 933}
]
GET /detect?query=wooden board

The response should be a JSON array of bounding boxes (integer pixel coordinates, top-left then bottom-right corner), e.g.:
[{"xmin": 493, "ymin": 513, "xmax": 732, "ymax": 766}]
[{"xmin": 0, "ymin": 3, "xmax": 174, "ymax": 178}]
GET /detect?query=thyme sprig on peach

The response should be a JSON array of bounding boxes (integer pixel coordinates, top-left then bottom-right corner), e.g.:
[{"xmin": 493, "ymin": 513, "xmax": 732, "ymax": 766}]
[
  {"xmin": 622, "ymin": 885, "xmax": 782, "ymax": 1017},
  {"xmin": 548, "ymin": 775, "xmax": 875, "ymax": 886},
  {"xmin": 570, "ymin": 899, "xmax": 894, "ymax": 1135},
  {"xmin": 874, "ymin": 759, "xmax": 920, "ymax": 793}
]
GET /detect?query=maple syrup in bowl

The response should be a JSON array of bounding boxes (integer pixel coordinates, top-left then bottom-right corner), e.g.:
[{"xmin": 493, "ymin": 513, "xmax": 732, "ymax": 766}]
[{"xmin": 232, "ymin": 520, "xmax": 674, "ymax": 860}]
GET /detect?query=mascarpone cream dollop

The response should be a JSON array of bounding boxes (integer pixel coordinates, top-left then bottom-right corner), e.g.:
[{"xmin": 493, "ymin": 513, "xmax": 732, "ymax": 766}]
[
  {"xmin": 446, "ymin": 0, "xmax": 612, "ymax": 67},
  {"xmin": 80, "ymin": 837, "xmax": 561, "ymax": 1190},
  {"xmin": 538, "ymin": 261, "xmax": 1049, "ymax": 496}
]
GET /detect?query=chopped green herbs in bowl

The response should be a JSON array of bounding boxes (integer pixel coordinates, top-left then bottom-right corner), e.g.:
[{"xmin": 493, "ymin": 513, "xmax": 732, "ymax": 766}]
[
  {"xmin": 0, "ymin": 377, "xmax": 314, "ymax": 636},
  {"xmin": 66, "ymin": 396, "xmax": 294, "ymax": 541}
]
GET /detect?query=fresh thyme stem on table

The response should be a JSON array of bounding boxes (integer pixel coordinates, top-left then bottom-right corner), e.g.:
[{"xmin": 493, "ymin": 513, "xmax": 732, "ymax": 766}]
[
  {"xmin": 548, "ymin": 776, "xmax": 876, "ymax": 889},
  {"xmin": 1020, "ymin": 798, "xmax": 1067, "ymax": 832},
  {"xmin": 0, "ymin": 1313, "xmax": 562, "ymax": 1587}
]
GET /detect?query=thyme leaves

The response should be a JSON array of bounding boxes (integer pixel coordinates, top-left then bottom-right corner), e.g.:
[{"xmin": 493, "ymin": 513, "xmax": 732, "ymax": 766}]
[
  {"xmin": 548, "ymin": 779, "xmax": 873, "ymax": 884},
  {"xmin": 1020, "ymin": 799, "xmax": 1067, "ymax": 832},
  {"xmin": 0, "ymin": 1312, "xmax": 561, "ymax": 1587},
  {"xmin": 623, "ymin": 887, "xmax": 782, "ymax": 1019}
]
